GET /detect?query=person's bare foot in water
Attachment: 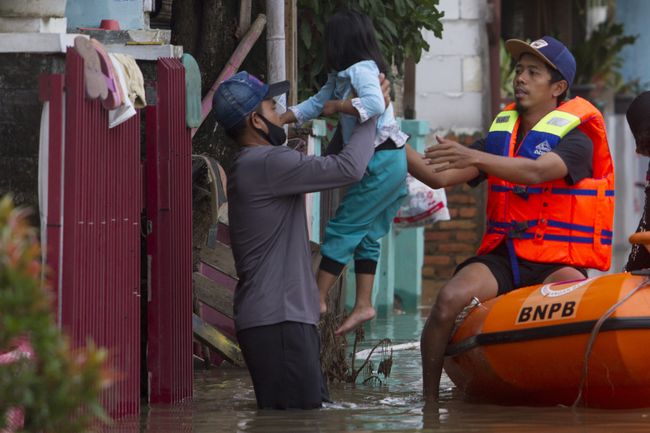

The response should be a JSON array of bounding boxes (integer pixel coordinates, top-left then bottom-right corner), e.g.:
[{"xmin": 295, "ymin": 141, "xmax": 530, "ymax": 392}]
[{"xmin": 334, "ymin": 305, "xmax": 376, "ymax": 335}]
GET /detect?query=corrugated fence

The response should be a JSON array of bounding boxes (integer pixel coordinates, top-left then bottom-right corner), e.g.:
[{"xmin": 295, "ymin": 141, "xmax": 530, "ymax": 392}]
[{"xmin": 40, "ymin": 48, "xmax": 192, "ymax": 418}]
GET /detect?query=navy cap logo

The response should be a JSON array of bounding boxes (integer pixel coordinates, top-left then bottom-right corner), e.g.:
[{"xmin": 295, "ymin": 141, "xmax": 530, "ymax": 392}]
[{"xmin": 531, "ymin": 39, "xmax": 549, "ymax": 49}]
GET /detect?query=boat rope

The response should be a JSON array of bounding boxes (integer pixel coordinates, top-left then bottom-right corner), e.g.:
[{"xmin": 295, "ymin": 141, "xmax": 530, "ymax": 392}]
[
  {"xmin": 450, "ymin": 296, "xmax": 483, "ymax": 339},
  {"xmin": 572, "ymin": 276, "xmax": 650, "ymax": 408}
]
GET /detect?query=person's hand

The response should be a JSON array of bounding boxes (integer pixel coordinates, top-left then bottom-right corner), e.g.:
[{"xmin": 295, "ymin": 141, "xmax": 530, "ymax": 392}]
[
  {"xmin": 379, "ymin": 73, "xmax": 391, "ymax": 108},
  {"xmin": 279, "ymin": 110, "xmax": 295, "ymax": 125},
  {"xmin": 424, "ymin": 135, "xmax": 478, "ymax": 172},
  {"xmin": 323, "ymin": 100, "xmax": 341, "ymax": 117}
]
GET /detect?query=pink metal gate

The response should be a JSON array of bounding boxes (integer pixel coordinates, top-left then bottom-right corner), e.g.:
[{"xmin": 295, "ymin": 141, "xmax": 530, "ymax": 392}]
[
  {"xmin": 146, "ymin": 58, "xmax": 193, "ymax": 403},
  {"xmin": 41, "ymin": 49, "xmax": 193, "ymax": 417}
]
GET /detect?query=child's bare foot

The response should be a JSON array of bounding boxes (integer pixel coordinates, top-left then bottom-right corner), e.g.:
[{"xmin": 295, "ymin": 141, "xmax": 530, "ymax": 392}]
[{"xmin": 334, "ymin": 305, "xmax": 376, "ymax": 335}]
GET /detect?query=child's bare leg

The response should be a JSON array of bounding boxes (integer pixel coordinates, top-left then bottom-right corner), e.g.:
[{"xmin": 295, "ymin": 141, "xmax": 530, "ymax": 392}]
[
  {"xmin": 335, "ymin": 272, "xmax": 376, "ymax": 335},
  {"xmin": 317, "ymin": 269, "xmax": 339, "ymax": 314}
]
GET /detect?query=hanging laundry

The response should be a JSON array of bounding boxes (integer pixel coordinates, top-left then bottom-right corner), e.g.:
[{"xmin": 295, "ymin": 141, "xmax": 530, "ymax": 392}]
[
  {"xmin": 90, "ymin": 39, "xmax": 123, "ymax": 110},
  {"xmin": 108, "ymin": 53, "xmax": 137, "ymax": 128},
  {"xmin": 110, "ymin": 53, "xmax": 147, "ymax": 108},
  {"xmin": 73, "ymin": 36, "xmax": 114, "ymax": 106}
]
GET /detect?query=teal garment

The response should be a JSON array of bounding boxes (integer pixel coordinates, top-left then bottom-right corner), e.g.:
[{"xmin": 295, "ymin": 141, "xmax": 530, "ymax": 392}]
[
  {"xmin": 181, "ymin": 53, "xmax": 202, "ymax": 128},
  {"xmin": 321, "ymin": 147, "xmax": 407, "ymax": 266}
]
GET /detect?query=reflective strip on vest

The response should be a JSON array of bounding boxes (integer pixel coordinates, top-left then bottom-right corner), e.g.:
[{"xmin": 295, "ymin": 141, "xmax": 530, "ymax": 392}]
[
  {"xmin": 532, "ymin": 110, "xmax": 581, "ymax": 138},
  {"xmin": 489, "ymin": 110, "xmax": 518, "ymax": 133}
]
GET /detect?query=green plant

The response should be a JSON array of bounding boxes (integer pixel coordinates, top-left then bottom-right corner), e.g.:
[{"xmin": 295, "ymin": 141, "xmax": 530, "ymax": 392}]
[
  {"xmin": 296, "ymin": 0, "xmax": 444, "ymax": 99},
  {"xmin": 572, "ymin": 18, "xmax": 637, "ymax": 88},
  {"xmin": 0, "ymin": 195, "xmax": 111, "ymax": 433}
]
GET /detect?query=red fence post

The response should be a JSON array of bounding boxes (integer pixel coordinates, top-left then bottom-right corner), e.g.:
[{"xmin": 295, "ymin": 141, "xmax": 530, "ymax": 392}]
[{"xmin": 146, "ymin": 58, "xmax": 193, "ymax": 404}]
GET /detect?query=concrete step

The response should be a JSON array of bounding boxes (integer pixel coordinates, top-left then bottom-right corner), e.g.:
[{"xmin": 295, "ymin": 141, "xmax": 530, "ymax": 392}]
[
  {"xmin": 0, "ymin": 32, "xmax": 83, "ymax": 53},
  {"xmin": 0, "ymin": 17, "xmax": 67, "ymax": 33},
  {"xmin": 0, "ymin": 0, "xmax": 66, "ymax": 18}
]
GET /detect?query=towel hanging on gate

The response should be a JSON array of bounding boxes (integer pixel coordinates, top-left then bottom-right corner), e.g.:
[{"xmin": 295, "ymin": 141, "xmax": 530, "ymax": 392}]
[{"xmin": 108, "ymin": 53, "xmax": 137, "ymax": 128}]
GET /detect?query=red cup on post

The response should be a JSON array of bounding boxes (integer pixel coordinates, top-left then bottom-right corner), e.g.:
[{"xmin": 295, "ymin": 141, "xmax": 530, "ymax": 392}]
[{"xmin": 100, "ymin": 19, "xmax": 120, "ymax": 31}]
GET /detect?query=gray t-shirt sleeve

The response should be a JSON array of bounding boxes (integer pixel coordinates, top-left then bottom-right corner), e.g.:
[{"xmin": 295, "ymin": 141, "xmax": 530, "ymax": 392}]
[{"xmin": 264, "ymin": 117, "xmax": 378, "ymax": 196}]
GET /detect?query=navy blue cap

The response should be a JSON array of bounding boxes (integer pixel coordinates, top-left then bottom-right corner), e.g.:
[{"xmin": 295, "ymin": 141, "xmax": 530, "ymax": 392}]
[
  {"xmin": 212, "ymin": 71, "xmax": 289, "ymax": 130},
  {"xmin": 506, "ymin": 36, "xmax": 576, "ymax": 88}
]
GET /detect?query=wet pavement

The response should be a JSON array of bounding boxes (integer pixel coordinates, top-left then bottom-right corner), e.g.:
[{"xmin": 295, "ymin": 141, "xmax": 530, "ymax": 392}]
[{"xmin": 103, "ymin": 312, "xmax": 650, "ymax": 432}]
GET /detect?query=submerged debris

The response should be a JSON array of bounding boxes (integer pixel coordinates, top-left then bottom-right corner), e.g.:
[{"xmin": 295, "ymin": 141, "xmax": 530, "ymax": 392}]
[
  {"xmin": 377, "ymin": 355, "xmax": 393, "ymax": 378},
  {"xmin": 349, "ymin": 335, "xmax": 393, "ymax": 384},
  {"xmin": 319, "ymin": 280, "xmax": 352, "ymax": 383},
  {"xmin": 319, "ymin": 297, "xmax": 394, "ymax": 385}
]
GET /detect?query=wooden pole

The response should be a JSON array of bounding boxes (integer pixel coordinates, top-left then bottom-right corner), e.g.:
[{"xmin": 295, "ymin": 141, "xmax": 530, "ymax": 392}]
[
  {"xmin": 403, "ymin": 57, "xmax": 416, "ymax": 119},
  {"xmin": 285, "ymin": 0, "xmax": 297, "ymax": 106}
]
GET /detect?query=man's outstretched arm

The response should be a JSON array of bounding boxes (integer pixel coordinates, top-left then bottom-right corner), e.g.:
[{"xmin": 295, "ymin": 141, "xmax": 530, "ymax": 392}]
[
  {"xmin": 407, "ymin": 143, "xmax": 479, "ymax": 188},
  {"xmin": 424, "ymin": 136, "xmax": 569, "ymax": 185}
]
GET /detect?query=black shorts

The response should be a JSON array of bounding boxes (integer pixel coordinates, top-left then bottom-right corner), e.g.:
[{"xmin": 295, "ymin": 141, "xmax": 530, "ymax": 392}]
[
  {"xmin": 237, "ymin": 321, "xmax": 330, "ymax": 410},
  {"xmin": 455, "ymin": 242, "xmax": 588, "ymax": 296}
]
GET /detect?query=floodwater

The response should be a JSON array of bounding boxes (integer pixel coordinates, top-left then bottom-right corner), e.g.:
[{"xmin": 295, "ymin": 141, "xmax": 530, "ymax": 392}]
[{"xmin": 104, "ymin": 312, "xmax": 650, "ymax": 433}]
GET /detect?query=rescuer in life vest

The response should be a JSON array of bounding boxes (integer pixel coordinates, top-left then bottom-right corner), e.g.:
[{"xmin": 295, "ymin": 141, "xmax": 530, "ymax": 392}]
[{"xmin": 406, "ymin": 36, "xmax": 615, "ymax": 402}]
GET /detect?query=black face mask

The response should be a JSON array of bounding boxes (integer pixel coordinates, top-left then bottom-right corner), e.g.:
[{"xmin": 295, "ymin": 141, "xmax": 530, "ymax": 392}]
[{"xmin": 253, "ymin": 113, "xmax": 286, "ymax": 146}]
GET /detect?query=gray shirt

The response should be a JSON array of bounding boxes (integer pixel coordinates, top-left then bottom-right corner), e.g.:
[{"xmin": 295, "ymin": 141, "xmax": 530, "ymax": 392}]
[{"xmin": 228, "ymin": 118, "xmax": 377, "ymax": 331}]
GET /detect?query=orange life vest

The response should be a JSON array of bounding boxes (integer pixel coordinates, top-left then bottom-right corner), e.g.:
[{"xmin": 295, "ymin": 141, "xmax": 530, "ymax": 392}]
[{"xmin": 477, "ymin": 97, "xmax": 615, "ymax": 276}]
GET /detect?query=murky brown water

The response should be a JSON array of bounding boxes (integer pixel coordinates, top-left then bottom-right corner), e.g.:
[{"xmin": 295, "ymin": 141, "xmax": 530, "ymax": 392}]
[{"xmin": 103, "ymin": 313, "xmax": 650, "ymax": 433}]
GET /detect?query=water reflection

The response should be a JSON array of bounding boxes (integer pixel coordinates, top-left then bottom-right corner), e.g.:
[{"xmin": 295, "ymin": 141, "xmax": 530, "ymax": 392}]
[{"xmin": 103, "ymin": 312, "xmax": 650, "ymax": 432}]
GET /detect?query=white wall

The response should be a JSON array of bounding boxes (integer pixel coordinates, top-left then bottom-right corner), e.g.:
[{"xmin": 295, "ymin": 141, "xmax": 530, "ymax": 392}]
[{"xmin": 415, "ymin": 0, "xmax": 491, "ymax": 135}]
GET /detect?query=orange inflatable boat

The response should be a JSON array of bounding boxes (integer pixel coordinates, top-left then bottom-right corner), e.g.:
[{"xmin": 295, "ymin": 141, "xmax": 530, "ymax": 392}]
[{"xmin": 444, "ymin": 268, "xmax": 650, "ymax": 408}]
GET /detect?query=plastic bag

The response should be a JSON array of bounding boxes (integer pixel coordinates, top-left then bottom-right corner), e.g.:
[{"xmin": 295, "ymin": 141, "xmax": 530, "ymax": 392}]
[{"xmin": 394, "ymin": 175, "xmax": 450, "ymax": 228}]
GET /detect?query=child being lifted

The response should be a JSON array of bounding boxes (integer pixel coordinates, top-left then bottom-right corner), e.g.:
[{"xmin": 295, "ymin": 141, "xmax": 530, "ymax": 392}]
[{"xmin": 281, "ymin": 9, "xmax": 408, "ymax": 335}]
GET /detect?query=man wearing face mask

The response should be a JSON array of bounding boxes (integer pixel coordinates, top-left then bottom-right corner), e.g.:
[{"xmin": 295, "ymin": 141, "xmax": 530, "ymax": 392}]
[{"xmin": 212, "ymin": 71, "xmax": 389, "ymax": 409}]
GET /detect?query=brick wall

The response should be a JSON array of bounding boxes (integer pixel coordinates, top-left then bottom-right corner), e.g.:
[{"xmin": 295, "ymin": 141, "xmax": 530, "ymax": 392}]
[{"xmin": 421, "ymin": 132, "xmax": 486, "ymax": 308}]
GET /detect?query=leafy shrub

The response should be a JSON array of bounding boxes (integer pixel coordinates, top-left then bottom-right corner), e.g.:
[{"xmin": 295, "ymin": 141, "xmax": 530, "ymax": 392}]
[
  {"xmin": 0, "ymin": 195, "xmax": 111, "ymax": 433},
  {"xmin": 297, "ymin": 0, "xmax": 444, "ymax": 99},
  {"xmin": 572, "ymin": 19, "xmax": 637, "ymax": 89}
]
